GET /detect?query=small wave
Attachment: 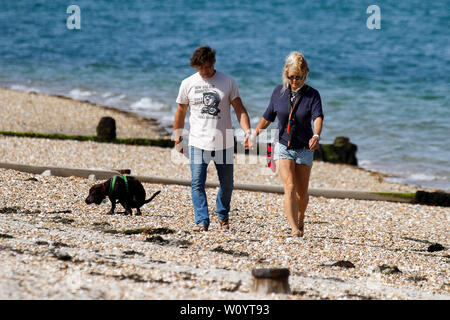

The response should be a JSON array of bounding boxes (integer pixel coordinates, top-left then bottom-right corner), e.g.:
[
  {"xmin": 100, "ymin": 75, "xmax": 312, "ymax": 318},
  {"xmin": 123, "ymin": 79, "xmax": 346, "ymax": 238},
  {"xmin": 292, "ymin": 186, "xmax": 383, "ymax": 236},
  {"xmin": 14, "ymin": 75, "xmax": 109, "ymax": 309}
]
[
  {"xmin": 409, "ymin": 173, "xmax": 441, "ymax": 182},
  {"xmin": 389, "ymin": 173, "xmax": 450, "ymax": 192},
  {"xmin": 358, "ymin": 159, "xmax": 372, "ymax": 166},
  {"xmin": 69, "ymin": 88, "xmax": 95, "ymax": 100},
  {"xmin": 158, "ymin": 115, "xmax": 175, "ymax": 127},
  {"xmin": 10, "ymin": 84, "xmax": 40, "ymax": 93},
  {"xmin": 105, "ymin": 94, "xmax": 126, "ymax": 105},
  {"xmin": 130, "ymin": 97, "xmax": 171, "ymax": 112}
]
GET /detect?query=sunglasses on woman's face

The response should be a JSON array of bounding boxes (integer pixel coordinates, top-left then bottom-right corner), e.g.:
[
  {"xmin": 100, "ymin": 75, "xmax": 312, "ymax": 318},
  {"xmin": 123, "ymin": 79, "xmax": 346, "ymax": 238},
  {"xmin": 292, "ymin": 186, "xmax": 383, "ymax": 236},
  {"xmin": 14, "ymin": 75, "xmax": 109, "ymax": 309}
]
[{"xmin": 288, "ymin": 75, "xmax": 303, "ymax": 81}]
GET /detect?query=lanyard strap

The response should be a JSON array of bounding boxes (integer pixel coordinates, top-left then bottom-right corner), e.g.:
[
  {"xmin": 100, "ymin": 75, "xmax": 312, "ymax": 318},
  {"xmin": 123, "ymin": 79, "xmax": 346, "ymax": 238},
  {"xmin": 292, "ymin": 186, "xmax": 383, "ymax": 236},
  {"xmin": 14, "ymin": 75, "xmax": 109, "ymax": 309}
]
[
  {"xmin": 286, "ymin": 87, "xmax": 307, "ymax": 147},
  {"xmin": 287, "ymin": 94, "xmax": 300, "ymax": 134}
]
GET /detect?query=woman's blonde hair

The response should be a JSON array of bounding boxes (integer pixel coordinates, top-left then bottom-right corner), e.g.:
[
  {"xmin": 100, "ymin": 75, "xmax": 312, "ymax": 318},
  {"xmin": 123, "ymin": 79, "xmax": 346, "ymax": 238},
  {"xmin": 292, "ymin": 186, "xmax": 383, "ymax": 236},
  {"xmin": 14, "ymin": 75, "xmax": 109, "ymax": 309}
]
[{"xmin": 282, "ymin": 51, "xmax": 310, "ymax": 90}]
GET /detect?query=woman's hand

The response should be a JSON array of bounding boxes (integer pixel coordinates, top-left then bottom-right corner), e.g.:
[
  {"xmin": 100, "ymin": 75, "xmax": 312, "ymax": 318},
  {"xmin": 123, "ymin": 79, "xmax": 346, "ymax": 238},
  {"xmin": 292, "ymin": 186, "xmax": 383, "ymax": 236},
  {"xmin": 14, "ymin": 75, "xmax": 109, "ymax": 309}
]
[
  {"xmin": 248, "ymin": 118, "xmax": 272, "ymax": 150},
  {"xmin": 310, "ymin": 117, "xmax": 323, "ymax": 150},
  {"xmin": 309, "ymin": 135, "xmax": 320, "ymax": 150}
]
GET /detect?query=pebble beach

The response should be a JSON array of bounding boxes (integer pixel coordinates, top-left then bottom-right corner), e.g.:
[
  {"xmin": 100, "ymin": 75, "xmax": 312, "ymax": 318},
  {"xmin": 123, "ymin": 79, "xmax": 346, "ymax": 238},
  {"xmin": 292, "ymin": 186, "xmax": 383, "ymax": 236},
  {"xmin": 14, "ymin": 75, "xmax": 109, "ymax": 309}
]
[{"xmin": 0, "ymin": 88, "xmax": 448, "ymax": 300}]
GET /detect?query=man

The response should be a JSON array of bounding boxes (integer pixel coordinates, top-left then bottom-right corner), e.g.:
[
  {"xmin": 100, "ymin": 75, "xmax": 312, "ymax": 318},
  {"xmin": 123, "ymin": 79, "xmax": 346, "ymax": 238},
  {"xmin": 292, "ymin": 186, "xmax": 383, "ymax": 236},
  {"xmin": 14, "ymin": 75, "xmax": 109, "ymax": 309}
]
[{"xmin": 173, "ymin": 46, "xmax": 251, "ymax": 231}]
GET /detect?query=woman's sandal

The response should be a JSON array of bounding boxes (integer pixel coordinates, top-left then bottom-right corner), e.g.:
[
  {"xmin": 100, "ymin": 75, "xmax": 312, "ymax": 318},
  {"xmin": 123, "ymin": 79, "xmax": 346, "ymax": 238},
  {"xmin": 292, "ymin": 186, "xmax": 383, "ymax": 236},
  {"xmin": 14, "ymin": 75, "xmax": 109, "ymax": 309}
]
[
  {"xmin": 291, "ymin": 230, "xmax": 303, "ymax": 237},
  {"xmin": 291, "ymin": 224, "xmax": 304, "ymax": 237},
  {"xmin": 219, "ymin": 218, "xmax": 230, "ymax": 230}
]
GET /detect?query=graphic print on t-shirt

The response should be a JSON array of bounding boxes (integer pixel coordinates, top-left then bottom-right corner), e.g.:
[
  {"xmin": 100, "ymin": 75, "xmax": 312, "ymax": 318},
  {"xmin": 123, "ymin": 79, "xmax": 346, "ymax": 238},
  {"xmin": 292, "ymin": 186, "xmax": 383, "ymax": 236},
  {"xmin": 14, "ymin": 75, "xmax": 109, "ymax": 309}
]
[{"xmin": 201, "ymin": 90, "xmax": 221, "ymax": 116}]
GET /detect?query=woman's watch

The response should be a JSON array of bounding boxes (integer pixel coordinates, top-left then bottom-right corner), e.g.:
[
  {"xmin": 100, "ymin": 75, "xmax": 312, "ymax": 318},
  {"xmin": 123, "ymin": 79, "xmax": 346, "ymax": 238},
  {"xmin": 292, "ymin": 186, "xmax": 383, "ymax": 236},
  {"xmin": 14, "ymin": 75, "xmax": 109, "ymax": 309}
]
[{"xmin": 313, "ymin": 134, "xmax": 320, "ymax": 140}]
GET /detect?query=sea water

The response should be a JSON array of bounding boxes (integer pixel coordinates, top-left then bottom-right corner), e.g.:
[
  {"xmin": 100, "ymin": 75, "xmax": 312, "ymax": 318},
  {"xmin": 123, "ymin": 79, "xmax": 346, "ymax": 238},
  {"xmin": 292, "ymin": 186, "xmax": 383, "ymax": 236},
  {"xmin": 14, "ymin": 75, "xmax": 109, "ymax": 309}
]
[{"xmin": 0, "ymin": 0, "xmax": 448, "ymax": 191}]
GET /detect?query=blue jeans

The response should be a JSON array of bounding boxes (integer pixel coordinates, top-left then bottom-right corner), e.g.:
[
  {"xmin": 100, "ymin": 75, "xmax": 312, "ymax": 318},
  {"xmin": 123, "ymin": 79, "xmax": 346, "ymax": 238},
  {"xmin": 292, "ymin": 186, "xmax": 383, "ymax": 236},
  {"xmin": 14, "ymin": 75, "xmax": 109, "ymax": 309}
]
[{"xmin": 190, "ymin": 146, "xmax": 234, "ymax": 230}]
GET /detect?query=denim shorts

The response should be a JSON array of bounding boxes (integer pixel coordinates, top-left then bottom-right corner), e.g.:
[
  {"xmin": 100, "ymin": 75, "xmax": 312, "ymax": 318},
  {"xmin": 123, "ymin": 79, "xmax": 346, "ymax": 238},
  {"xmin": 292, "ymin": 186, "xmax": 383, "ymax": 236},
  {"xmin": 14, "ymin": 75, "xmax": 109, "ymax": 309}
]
[{"xmin": 273, "ymin": 142, "xmax": 314, "ymax": 166}]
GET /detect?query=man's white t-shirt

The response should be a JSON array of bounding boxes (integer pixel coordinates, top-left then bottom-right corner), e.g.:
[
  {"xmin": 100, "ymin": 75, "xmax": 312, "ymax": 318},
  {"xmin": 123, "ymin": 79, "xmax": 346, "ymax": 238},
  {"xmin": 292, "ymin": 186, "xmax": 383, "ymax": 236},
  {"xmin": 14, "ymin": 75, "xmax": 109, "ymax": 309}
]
[{"xmin": 176, "ymin": 71, "xmax": 239, "ymax": 151}]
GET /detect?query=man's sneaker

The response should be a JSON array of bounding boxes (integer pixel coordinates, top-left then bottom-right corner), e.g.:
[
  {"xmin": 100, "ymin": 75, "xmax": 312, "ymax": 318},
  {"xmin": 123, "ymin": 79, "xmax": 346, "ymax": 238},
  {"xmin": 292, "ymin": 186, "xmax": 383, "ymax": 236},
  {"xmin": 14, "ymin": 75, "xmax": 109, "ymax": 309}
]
[{"xmin": 193, "ymin": 224, "xmax": 207, "ymax": 232}]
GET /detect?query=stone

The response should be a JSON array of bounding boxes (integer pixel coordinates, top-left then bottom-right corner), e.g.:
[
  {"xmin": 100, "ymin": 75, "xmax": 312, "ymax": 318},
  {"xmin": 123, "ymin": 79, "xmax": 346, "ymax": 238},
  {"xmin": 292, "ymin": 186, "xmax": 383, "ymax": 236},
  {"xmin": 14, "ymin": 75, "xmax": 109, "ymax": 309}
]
[
  {"xmin": 144, "ymin": 236, "xmax": 169, "ymax": 245},
  {"xmin": 211, "ymin": 246, "xmax": 249, "ymax": 257},
  {"xmin": 331, "ymin": 260, "xmax": 355, "ymax": 268},
  {"xmin": 0, "ymin": 206, "xmax": 20, "ymax": 214},
  {"xmin": 96, "ymin": 116, "xmax": 116, "ymax": 140},
  {"xmin": 52, "ymin": 217, "xmax": 74, "ymax": 224},
  {"xmin": 174, "ymin": 239, "xmax": 193, "ymax": 248},
  {"xmin": 408, "ymin": 276, "xmax": 427, "ymax": 282},
  {"xmin": 375, "ymin": 264, "xmax": 402, "ymax": 274},
  {"xmin": 123, "ymin": 250, "xmax": 144, "ymax": 256},
  {"xmin": 55, "ymin": 251, "xmax": 72, "ymax": 261},
  {"xmin": 427, "ymin": 243, "xmax": 445, "ymax": 252},
  {"xmin": 48, "ymin": 210, "xmax": 72, "ymax": 214},
  {"xmin": 221, "ymin": 280, "xmax": 241, "ymax": 292},
  {"xmin": 314, "ymin": 136, "xmax": 358, "ymax": 165},
  {"xmin": 41, "ymin": 170, "xmax": 52, "ymax": 176},
  {"xmin": 123, "ymin": 227, "xmax": 175, "ymax": 235},
  {"xmin": 52, "ymin": 242, "xmax": 70, "ymax": 248}
]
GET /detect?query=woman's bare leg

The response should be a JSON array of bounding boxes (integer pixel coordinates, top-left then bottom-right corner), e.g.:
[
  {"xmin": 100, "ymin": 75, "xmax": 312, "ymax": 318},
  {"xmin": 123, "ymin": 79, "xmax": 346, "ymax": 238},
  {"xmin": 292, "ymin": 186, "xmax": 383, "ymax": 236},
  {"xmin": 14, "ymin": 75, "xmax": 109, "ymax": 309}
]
[
  {"xmin": 277, "ymin": 159, "xmax": 300, "ymax": 234},
  {"xmin": 294, "ymin": 163, "xmax": 312, "ymax": 236}
]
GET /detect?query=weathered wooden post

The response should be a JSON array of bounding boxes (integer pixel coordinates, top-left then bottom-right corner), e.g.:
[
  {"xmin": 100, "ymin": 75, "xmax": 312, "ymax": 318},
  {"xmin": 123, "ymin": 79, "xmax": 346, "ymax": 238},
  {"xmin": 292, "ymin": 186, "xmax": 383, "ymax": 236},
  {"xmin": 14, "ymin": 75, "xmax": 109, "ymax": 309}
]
[
  {"xmin": 251, "ymin": 268, "xmax": 290, "ymax": 294},
  {"xmin": 96, "ymin": 116, "xmax": 116, "ymax": 140}
]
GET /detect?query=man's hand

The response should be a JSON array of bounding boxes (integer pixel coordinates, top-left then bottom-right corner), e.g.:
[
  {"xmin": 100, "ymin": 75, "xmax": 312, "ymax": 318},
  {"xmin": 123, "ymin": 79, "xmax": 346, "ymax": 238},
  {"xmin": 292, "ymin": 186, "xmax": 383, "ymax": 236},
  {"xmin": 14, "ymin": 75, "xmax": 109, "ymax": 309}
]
[
  {"xmin": 247, "ymin": 134, "xmax": 257, "ymax": 150},
  {"xmin": 241, "ymin": 130, "xmax": 252, "ymax": 150},
  {"xmin": 173, "ymin": 103, "xmax": 188, "ymax": 154},
  {"xmin": 231, "ymin": 97, "xmax": 251, "ymax": 149},
  {"xmin": 174, "ymin": 137, "xmax": 184, "ymax": 153}
]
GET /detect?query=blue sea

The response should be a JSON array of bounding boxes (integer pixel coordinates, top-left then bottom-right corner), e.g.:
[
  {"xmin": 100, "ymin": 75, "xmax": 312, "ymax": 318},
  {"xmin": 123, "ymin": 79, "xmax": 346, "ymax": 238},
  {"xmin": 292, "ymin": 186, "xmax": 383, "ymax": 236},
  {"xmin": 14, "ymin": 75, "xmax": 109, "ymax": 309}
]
[{"xmin": 1, "ymin": 1, "xmax": 449, "ymax": 191}]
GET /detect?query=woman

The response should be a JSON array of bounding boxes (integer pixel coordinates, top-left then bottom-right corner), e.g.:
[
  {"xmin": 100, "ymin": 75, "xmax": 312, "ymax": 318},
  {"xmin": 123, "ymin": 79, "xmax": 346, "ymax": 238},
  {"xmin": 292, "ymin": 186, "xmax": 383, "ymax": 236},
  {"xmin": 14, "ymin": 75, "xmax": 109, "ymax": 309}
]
[{"xmin": 250, "ymin": 51, "xmax": 324, "ymax": 237}]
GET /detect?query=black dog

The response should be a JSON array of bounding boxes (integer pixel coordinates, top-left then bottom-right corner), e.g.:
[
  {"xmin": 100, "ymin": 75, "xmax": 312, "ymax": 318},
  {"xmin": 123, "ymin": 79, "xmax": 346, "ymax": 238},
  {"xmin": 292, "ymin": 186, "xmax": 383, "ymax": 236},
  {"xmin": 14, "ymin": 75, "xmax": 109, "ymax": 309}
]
[{"xmin": 85, "ymin": 175, "xmax": 160, "ymax": 215}]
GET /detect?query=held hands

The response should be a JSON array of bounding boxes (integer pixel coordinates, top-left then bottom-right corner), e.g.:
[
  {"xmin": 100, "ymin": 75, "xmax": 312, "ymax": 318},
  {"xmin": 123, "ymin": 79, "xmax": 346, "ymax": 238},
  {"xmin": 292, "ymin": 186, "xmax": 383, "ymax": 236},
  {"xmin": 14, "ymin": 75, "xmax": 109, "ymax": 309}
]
[
  {"xmin": 242, "ymin": 130, "xmax": 256, "ymax": 150},
  {"xmin": 248, "ymin": 134, "xmax": 256, "ymax": 150},
  {"xmin": 177, "ymin": 134, "xmax": 255, "ymax": 152},
  {"xmin": 242, "ymin": 135, "xmax": 250, "ymax": 150}
]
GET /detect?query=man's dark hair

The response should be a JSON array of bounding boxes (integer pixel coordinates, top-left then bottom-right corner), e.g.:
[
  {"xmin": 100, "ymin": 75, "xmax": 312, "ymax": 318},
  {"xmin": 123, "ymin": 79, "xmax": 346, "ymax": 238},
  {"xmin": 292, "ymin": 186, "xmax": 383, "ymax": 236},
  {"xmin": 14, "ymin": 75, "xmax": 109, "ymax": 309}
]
[{"xmin": 190, "ymin": 46, "xmax": 216, "ymax": 67}]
